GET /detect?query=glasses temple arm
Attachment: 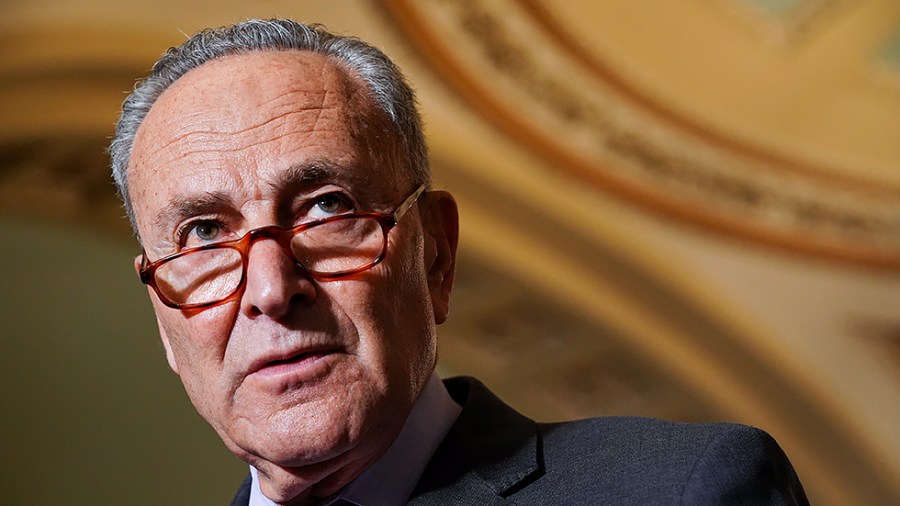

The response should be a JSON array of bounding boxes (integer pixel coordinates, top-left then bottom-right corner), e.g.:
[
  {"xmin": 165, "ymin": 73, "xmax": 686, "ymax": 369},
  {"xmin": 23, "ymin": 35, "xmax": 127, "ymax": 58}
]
[{"xmin": 392, "ymin": 184, "xmax": 426, "ymax": 222}]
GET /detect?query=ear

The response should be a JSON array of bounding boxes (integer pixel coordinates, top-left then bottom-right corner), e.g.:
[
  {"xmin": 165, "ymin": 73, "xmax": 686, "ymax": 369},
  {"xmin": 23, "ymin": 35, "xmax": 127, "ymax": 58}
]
[
  {"xmin": 420, "ymin": 190, "xmax": 459, "ymax": 324},
  {"xmin": 135, "ymin": 255, "xmax": 180, "ymax": 375}
]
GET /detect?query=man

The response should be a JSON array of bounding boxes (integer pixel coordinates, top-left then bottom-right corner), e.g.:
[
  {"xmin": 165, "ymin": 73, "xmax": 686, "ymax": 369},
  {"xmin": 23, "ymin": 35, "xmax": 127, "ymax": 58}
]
[{"xmin": 110, "ymin": 19, "xmax": 808, "ymax": 505}]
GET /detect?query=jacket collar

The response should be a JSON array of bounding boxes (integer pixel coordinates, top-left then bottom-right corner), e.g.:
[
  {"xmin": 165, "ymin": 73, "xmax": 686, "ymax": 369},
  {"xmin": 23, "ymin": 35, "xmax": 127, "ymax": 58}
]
[{"xmin": 410, "ymin": 376, "xmax": 542, "ymax": 503}]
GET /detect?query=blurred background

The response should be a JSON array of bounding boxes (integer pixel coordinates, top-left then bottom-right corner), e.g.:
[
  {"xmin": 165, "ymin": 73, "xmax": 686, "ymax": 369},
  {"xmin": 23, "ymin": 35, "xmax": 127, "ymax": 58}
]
[{"xmin": 1, "ymin": 1, "xmax": 898, "ymax": 504}]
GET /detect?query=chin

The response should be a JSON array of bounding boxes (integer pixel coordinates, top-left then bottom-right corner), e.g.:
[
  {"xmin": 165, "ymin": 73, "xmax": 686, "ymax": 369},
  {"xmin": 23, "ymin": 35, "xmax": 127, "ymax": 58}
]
[{"xmin": 234, "ymin": 401, "xmax": 369, "ymax": 467}]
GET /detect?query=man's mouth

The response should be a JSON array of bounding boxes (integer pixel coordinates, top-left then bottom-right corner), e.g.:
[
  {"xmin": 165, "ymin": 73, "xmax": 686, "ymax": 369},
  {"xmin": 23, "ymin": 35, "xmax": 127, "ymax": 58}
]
[
  {"xmin": 250, "ymin": 346, "xmax": 343, "ymax": 380},
  {"xmin": 261, "ymin": 350, "xmax": 330, "ymax": 371}
]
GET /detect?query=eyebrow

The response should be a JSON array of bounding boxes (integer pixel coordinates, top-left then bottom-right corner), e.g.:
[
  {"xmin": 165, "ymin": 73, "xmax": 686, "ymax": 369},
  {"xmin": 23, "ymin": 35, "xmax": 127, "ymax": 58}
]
[
  {"xmin": 271, "ymin": 161, "xmax": 368, "ymax": 191},
  {"xmin": 151, "ymin": 161, "xmax": 377, "ymax": 233},
  {"xmin": 272, "ymin": 160, "xmax": 377, "ymax": 204},
  {"xmin": 154, "ymin": 192, "xmax": 235, "ymax": 232}
]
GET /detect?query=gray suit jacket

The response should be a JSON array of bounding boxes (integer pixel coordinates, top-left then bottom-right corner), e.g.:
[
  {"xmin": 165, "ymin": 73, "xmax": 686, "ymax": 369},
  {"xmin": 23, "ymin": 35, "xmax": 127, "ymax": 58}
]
[{"xmin": 230, "ymin": 376, "xmax": 808, "ymax": 505}]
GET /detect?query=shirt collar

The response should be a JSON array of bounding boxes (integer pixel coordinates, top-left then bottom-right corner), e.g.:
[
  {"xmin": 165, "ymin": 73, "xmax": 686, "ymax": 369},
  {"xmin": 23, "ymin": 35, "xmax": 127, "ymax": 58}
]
[{"xmin": 249, "ymin": 374, "xmax": 461, "ymax": 506}]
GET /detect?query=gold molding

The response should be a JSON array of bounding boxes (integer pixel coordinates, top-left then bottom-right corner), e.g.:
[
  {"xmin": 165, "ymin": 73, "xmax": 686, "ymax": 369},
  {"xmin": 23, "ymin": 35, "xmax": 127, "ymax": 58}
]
[{"xmin": 383, "ymin": 0, "xmax": 900, "ymax": 270}]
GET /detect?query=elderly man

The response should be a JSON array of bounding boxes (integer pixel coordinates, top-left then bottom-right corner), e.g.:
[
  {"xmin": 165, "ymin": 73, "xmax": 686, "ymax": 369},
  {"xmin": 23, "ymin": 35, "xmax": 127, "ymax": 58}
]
[{"xmin": 110, "ymin": 19, "xmax": 807, "ymax": 505}]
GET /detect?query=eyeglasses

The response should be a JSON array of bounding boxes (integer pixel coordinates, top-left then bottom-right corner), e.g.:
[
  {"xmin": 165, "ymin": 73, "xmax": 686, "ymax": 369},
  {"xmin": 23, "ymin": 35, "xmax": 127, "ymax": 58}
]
[{"xmin": 139, "ymin": 184, "xmax": 426, "ymax": 310}]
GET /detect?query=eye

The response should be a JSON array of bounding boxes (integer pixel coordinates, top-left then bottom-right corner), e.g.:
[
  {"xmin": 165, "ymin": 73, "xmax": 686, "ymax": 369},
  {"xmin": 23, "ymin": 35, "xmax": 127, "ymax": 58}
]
[
  {"xmin": 179, "ymin": 220, "xmax": 225, "ymax": 248},
  {"xmin": 193, "ymin": 222, "xmax": 221, "ymax": 241},
  {"xmin": 310, "ymin": 192, "xmax": 352, "ymax": 218}
]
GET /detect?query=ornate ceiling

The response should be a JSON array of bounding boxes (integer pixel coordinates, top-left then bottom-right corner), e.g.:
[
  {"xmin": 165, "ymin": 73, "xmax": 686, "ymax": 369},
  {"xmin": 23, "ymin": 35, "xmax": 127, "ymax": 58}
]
[{"xmin": 384, "ymin": 0, "xmax": 900, "ymax": 268}]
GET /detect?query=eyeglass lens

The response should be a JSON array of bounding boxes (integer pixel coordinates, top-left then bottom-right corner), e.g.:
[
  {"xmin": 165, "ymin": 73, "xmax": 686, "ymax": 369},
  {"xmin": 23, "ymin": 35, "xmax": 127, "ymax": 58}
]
[{"xmin": 152, "ymin": 216, "xmax": 385, "ymax": 306}]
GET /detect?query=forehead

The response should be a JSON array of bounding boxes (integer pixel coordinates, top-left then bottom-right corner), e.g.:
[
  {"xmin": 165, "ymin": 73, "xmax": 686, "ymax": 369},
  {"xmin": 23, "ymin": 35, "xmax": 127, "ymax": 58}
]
[
  {"xmin": 128, "ymin": 50, "xmax": 399, "ymax": 230},
  {"xmin": 134, "ymin": 50, "xmax": 373, "ymax": 161}
]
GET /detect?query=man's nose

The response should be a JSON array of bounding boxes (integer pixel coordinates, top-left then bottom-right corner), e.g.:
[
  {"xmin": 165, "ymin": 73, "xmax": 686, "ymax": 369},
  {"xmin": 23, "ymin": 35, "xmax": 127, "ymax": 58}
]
[{"xmin": 240, "ymin": 237, "xmax": 316, "ymax": 319}]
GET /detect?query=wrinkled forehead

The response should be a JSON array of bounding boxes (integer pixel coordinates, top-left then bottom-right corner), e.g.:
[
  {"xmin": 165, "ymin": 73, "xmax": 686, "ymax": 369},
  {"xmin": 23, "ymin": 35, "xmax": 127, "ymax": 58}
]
[
  {"xmin": 127, "ymin": 50, "xmax": 403, "ymax": 225},
  {"xmin": 131, "ymin": 50, "xmax": 387, "ymax": 166},
  {"xmin": 151, "ymin": 51, "xmax": 360, "ymax": 125}
]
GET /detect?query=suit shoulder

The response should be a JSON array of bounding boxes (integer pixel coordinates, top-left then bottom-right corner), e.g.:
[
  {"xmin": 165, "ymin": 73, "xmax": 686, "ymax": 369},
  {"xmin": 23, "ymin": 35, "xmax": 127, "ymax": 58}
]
[
  {"xmin": 540, "ymin": 415, "xmax": 764, "ymax": 452},
  {"xmin": 529, "ymin": 417, "xmax": 807, "ymax": 505},
  {"xmin": 229, "ymin": 473, "xmax": 251, "ymax": 506},
  {"xmin": 540, "ymin": 416, "xmax": 790, "ymax": 475}
]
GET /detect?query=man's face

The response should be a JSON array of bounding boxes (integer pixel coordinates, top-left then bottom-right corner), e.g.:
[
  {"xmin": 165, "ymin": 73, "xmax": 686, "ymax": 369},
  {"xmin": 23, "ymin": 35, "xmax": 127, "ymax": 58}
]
[{"xmin": 127, "ymin": 51, "xmax": 456, "ymax": 499}]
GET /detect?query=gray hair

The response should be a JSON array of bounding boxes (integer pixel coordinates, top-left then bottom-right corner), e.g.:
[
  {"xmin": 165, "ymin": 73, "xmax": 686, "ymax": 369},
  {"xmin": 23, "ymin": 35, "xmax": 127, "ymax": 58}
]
[{"xmin": 109, "ymin": 18, "xmax": 429, "ymax": 236}]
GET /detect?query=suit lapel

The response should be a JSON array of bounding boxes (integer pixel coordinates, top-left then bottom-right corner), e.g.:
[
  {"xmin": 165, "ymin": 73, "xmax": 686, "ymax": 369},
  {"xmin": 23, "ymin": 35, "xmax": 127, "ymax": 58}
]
[
  {"xmin": 409, "ymin": 377, "xmax": 543, "ymax": 504},
  {"xmin": 229, "ymin": 473, "xmax": 251, "ymax": 506},
  {"xmin": 229, "ymin": 377, "xmax": 541, "ymax": 505}
]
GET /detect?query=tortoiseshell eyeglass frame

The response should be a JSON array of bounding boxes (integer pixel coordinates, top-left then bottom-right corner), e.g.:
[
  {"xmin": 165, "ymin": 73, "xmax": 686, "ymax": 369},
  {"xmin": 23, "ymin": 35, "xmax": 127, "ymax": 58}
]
[{"xmin": 138, "ymin": 184, "xmax": 426, "ymax": 310}]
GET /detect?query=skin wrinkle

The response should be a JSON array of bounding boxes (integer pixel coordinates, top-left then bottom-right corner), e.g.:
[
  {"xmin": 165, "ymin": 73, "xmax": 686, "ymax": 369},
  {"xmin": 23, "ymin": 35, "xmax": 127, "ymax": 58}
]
[
  {"xmin": 150, "ymin": 162, "xmax": 370, "ymax": 256},
  {"xmin": 148, "ymin": 136, "xmax": 375, "ymax": 256},
  {"xmin": 109, "ymin": 32, "xmax": 433, "ymax": 244},
  {"xmin": 128, "ymin": 50, "xmax": 459, "ymax": 505},
  {"xmin": 152, "ymin": 191, "xmax": 236, "ymax": 244},
  {"xmin": 147, "ymin": 113, "xmax": 326, "ymax": 159},
  {"xmin": 141, "ymin": 83, "xmax": 331, "ymax": 168},
  {"xmin": 302, "ymin": 85, "xmax": 327, "ymax": 146},
  {"xmin": 158, "ymin": 78, "xmax": 329, "ymax": 144},
  {"xmin": 322, "ymin": 57, "xmax": 408, "ymax": 200}
]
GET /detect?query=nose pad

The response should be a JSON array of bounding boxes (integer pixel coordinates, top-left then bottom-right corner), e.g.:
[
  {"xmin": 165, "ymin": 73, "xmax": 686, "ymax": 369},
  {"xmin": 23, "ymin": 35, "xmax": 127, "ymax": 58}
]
[{"xmin": 239, "ymin": 235, "xmax": 315, "ymax": 319}]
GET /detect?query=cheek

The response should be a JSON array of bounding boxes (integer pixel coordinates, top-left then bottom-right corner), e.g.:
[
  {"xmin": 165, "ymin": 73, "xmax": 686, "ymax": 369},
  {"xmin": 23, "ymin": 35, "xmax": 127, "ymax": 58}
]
[
  {"xmin": 355, "ymin": 232, "xmax": 435, "ymax": 373},
  {"xmin": 155, "ymin": 304, "xmax": 240, "ymax": 426},
  {"xmin": 156, "ymin": 302, "xmax": 237, "ymax": 380}
]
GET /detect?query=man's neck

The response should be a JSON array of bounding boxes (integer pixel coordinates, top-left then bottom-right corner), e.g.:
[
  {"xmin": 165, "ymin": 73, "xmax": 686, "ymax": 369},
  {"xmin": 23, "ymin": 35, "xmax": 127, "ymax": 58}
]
[
  {"xmin": 249, "ymin": 448, "xmax": 387, "ymax": 505},
  {"xmin": 248, "ymin": 374, "xmax": 461, "ymax": 506}
]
